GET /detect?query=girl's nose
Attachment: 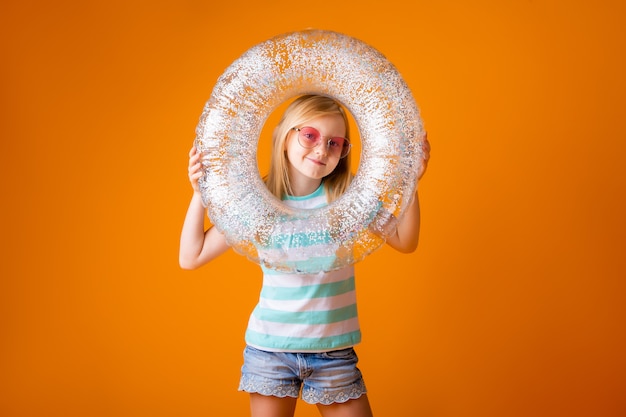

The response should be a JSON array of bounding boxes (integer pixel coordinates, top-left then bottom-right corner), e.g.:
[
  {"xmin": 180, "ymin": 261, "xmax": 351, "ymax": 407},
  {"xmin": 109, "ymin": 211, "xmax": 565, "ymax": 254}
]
[{"xmin": 314, "ymin": 140, "xmax": 330, "ymax": 154}]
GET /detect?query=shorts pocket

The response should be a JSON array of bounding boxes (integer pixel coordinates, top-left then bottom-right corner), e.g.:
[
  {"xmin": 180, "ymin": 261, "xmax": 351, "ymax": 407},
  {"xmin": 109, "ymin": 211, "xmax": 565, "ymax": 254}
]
[{"xmin": 321, "ymin": 347, "xmax": 355, "ymax": 359}]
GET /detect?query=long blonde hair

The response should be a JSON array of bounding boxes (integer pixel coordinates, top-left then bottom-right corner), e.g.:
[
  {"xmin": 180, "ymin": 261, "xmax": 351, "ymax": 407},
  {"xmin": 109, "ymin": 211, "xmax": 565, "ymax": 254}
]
[{"xmin": 265, "ymin": 95, "xmax": 353, "ymax": 202}]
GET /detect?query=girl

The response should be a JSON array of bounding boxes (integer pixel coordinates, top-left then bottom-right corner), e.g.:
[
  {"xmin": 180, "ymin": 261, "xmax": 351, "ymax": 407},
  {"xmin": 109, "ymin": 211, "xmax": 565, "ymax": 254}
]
[{"xmin": 180, "ymin": 95, "xmax": 429, "ymax": 417}]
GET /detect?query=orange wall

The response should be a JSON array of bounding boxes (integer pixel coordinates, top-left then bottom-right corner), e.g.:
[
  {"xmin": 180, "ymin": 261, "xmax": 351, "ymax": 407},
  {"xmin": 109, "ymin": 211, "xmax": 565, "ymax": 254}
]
[{"xmin": 1, "ymin": 1, "xmax": 625, "ymax": 416}]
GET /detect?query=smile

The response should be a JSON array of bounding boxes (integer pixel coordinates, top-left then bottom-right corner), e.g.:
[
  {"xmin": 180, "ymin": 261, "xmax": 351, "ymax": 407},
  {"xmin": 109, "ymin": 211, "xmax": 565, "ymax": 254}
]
[{"xmin": 306, "ymin": 157, "xmax": 327, "ymax": 166}]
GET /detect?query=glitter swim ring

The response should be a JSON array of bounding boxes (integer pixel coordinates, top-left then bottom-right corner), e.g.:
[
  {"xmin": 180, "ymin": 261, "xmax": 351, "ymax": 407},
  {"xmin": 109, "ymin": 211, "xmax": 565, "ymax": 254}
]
[{"xmin": 195, "ymin": 29, "xmax": 425, "ymax": 273}]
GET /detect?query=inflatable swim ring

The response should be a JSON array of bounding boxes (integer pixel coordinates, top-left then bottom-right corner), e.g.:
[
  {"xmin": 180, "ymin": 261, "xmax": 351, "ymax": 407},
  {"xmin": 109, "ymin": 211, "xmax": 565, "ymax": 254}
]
[{"xmin": 195, "ymin": 29, "xmax": 425, "ymax": 273}]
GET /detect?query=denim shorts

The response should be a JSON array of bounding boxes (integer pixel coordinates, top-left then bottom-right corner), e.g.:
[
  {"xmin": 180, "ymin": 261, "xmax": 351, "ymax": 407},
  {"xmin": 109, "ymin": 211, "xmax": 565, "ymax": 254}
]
[{"xmin": 238, "ymin": 345, "xmax": 367, "ymax": 405}]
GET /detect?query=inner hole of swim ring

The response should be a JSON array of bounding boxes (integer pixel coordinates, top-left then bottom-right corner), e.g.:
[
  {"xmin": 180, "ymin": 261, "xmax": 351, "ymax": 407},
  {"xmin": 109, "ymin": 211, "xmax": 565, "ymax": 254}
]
[{"xmin": 256, "ymin": 96, "xmax": 362, "ymax": 201}]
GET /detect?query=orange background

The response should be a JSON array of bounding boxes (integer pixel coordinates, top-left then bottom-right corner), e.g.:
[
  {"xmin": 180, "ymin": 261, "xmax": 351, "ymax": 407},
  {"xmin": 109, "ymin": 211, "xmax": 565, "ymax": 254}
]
[{"xmin": 1, "ymin": 1, "xmax": 625, "ymax": 416}]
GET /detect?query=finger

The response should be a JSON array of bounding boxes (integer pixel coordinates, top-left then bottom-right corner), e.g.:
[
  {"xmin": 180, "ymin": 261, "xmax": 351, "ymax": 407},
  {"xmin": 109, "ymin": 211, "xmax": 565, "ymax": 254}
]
[
  {"xmin": 189, "ymin": 153, "xmax": 201, "ymax": 168},
  {"xmin": 190, "ymin": 171, "xmax": 204, "ymax": 184},
  {"xmin": 189, "ymin": 145, "xmax": 198, "ymax": 157},
  {"xmin": 421, "ymin": 135, "xmax": 431, "ymax": 160},
  {"xmin": 191, "ymin": 159, "xmax": 206, "ymax": 173}
]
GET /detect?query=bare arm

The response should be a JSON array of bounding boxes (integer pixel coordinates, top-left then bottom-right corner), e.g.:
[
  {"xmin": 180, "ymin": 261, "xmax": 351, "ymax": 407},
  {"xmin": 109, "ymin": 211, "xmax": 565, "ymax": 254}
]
[
  {"xmin": 179, "ymin": 146, "xmax": 230, "ymax": 270},
  {"xmin": 384, "ymin": 191, "xmax": 421, "ymax": 253},
  {"xmin": 385, "ymin": 133, "xmax": 430, "ymax": 253}
]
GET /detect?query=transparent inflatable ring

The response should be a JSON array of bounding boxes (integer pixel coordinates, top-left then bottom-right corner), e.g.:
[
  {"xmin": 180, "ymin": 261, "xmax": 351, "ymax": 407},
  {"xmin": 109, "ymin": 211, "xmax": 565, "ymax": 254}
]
[{"xmin": 195, "ymin": 29, "xmax": 425, "ymax": 273}]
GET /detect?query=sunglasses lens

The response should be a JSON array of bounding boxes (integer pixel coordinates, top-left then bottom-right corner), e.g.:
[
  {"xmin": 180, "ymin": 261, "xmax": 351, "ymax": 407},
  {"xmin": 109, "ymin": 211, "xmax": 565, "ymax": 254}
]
[
  {"xmin": 339, "ymin": 139, "xmax": 350, "ymax": 158},
  {"xmin": 296, "ymin": 127, "xmax": 350, "ymax": 158},
  {"xmin": 298, "ymin": 127, "xmax": 320, "ymax": 147}
]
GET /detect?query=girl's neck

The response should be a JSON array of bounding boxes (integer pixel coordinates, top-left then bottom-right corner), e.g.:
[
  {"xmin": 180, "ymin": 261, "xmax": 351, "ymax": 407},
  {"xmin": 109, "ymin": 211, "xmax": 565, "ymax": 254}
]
[{"xmin": 289, "ymin": 177, "xmax": 323, "ymax": 197}]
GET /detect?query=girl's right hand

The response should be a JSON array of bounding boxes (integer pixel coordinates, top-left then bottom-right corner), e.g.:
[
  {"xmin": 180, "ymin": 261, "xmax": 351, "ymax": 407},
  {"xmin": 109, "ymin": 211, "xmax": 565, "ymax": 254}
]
[{"xmin": 188, "ymin": 145, "xmax": 204, "ymax": 194}]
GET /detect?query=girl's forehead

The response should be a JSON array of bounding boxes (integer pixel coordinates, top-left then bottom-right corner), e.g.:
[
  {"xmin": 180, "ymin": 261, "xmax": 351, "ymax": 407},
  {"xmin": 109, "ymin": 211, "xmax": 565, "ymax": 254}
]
[{"xmin": 303, "ymin": 114, "xmax": 346, "ymax": 130}]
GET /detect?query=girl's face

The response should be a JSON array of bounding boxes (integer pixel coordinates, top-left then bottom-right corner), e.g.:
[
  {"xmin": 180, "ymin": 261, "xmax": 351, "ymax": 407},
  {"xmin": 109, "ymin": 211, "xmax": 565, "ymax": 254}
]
[{"xmin": 285, "ymin": 114, "xmax": 346, "ymax": 194}]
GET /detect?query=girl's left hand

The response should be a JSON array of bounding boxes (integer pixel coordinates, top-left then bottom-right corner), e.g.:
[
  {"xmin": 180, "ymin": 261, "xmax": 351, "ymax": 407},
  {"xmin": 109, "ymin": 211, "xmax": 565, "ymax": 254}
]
[{"xmin": 417, "ymin": 132, "xmax": 431, "ymax": 180}]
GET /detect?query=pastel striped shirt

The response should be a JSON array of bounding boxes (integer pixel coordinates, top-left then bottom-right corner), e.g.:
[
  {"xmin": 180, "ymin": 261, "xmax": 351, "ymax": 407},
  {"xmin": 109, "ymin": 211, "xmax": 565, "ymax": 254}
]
[{"xmin": 245, "ymin": 184, "xmax": 361, "ymax": 352}]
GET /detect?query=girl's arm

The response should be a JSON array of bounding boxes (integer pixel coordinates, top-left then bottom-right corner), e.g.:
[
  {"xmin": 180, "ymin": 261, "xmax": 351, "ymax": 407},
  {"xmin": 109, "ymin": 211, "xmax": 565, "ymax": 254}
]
[
  {"xmin": 384, "ymin": 134, "xmax": 430, "ymax": 253},
  {"xmin": 384, "ymin": 191, "xmax": 421, "ymax": 253},
  {"xmin": 179, "ymin": 146, "xmax": 230, "ymax": 270}
]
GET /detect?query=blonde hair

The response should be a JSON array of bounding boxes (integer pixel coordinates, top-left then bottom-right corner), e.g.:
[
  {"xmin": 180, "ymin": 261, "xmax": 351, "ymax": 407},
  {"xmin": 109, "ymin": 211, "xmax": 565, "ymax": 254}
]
[{"xmin": 265, "ymin": 95, "xmax": 353, "ymax": 202}]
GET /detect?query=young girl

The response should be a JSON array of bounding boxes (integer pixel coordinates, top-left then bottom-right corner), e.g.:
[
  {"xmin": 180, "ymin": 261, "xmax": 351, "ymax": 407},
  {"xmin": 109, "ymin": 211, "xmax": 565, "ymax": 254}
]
[{"xmin": 180, "ymin": 95, "xmax": 429, "ymax": 417}]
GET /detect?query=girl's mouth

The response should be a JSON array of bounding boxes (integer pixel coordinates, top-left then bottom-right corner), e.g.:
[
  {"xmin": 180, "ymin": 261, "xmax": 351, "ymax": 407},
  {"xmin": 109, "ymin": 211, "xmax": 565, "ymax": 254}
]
[{"xmin": 307, "ymin": 157, "xmax": 326, "ymax": 166}]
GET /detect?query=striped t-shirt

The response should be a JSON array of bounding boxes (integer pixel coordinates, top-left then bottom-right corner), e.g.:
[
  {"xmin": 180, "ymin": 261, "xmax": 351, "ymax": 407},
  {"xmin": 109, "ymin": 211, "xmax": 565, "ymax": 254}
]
[{"xmin": 244, "ymin": 184, "xmax": 361, "ymax": 352}]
